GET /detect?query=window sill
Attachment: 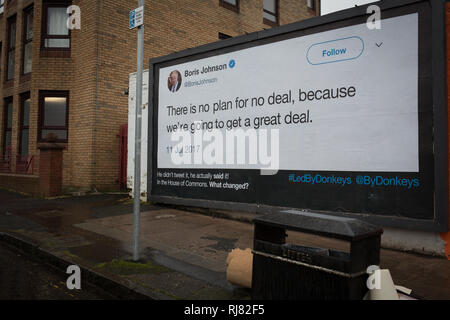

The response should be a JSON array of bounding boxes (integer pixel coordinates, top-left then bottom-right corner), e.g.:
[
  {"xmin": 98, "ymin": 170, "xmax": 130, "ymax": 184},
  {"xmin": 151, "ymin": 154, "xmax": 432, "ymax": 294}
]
[
  {"xmin": 263, "ymin": 18, "xmax": 278, "ymax": 27},
  {"xmin": 20, "ymin": 73, "xmax": 31, "ymax": 83},
  {"xmin": 40, "ymin": 49, "xmax": 71, "ymax": 58},
  {"xmin": 219, "ymin": 1, "xmax": 239, "ymax": 13},
  {"xmin": 37, "ymin": 141, "xmax": 68, "ymax": 147},
  {"xmin": 3, "ymin": 80, "xmax": 14, "ymax": 89},
  {"xmin": 307, "ymin": 8, "xmax": 318, "ymax": 16},
  {"xmin": 37, "ymin": 142, "xmax": 68, "ymax": 151}
]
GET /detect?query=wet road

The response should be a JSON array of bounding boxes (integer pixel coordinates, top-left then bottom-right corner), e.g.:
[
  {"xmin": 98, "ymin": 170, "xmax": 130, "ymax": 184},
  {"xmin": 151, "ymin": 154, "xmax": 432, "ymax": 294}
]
[{"xmin": 0, "ymin": 243, "xmax": 114, "ymax": 300}]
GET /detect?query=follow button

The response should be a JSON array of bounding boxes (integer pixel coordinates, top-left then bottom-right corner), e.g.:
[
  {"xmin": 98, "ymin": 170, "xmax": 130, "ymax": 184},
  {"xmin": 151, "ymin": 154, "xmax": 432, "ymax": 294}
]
[{"xmin": 306, "ymin": 36, "xmax": 364, "ymax": 65}]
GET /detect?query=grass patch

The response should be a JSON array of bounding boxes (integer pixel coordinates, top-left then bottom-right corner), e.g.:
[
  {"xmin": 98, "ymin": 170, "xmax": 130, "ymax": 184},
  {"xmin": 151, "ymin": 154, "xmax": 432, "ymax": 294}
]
[
  {"xmin": 117, "ymin": 197, "xmax": 152, "ymax": 206},
  {"xmin": 62, "ymin": 250, "xmax": 80, "ymax": 260},
  {"xmin": 94, "ymin": 259, "xmax": 170, "ymax": 275},
  {"xmin": 118, "ymin": 198, "xmax": 134, "ymax": 205}
]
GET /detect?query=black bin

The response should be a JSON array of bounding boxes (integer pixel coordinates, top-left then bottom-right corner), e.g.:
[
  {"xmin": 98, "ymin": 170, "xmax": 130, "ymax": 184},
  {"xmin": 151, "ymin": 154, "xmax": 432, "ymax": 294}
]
[{"xmin": 252, "ymin": 210, "xmax": 383, "ymax": 300}]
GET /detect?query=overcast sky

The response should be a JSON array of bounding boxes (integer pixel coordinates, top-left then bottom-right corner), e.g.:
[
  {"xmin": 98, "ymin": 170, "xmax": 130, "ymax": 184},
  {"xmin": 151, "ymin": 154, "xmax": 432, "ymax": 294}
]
[{"xmin": 321, "ymin": 0, "xmax": 380, "ymax": 15}]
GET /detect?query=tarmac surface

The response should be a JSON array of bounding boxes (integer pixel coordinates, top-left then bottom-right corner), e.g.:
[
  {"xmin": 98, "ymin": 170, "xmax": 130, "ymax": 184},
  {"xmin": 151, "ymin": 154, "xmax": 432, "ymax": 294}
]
[
  {"xmin": 0, "ymin": 242, "xmax": 113, "ymax": 300},
  {"xmin": 0, "ymin": 188, "xmax": 449, "ymax": 300}
]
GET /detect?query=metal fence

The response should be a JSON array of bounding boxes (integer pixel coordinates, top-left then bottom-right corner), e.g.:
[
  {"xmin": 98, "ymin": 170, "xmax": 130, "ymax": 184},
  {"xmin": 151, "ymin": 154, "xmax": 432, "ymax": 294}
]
[
  {"xmin": 0, "ymin": 147, "xmax": 11, "ymax": 174},
  {"xmin": 0, "ymin": 148, "xmax": 38, "ymax": 175},
  {"xmin": 15, "ymin": 155, "xmax": 38, "ymax": 175}
]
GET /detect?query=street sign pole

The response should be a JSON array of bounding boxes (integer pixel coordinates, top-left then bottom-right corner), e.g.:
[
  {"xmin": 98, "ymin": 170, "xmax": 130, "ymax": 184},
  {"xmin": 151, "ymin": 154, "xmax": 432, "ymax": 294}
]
[{"xmin": 132, "ymin": 0, "xmax": 145, "ymax": 261}]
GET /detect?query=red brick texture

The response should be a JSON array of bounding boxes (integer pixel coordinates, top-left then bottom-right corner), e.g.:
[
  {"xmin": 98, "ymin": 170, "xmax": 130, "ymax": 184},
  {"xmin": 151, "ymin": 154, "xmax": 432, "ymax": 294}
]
[
  {"xmin": 38, "ymin": 143, "xmax": 64, "ymax": 197},
  {"xmin": 0, "ymin": 173, "xmax": 40, "ymax": 196},
  {"xmin": 442, "ymin": 2, "xmax": 450, "ymax": 259},
  {"xmin": 0, "ymin": 0, "xmax": 318, "ymax": 193}
]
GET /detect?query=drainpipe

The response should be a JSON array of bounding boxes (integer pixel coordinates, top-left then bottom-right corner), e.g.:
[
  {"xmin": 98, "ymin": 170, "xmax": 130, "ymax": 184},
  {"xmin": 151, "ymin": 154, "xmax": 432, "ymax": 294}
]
[{"xmin": 92, "ymin": 0, "xmax": 102, "ymax": 192}]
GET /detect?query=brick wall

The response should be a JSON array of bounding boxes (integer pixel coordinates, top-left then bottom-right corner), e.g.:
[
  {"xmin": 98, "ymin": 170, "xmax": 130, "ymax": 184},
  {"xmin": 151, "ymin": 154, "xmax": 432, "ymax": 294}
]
[
  {"xmin": 446, "ymin": 2, "xmax": 450, "ymax": 230},
  {"xmin": 91, "ymin": 0, "xmax": 318, "ymax": 190},
  {"xmin": 38, "ymin": 144, "xmax": 64, "ymax": 197},
  {"xmin": 0, "ymin": 0, "xmax": 318, "ymax": 193},
  {"xmin": 90, "ymin": 0, "xmax": 318, "ymax": 190},
  {"xmin": 0, "ymin": 173, "xmax": 40, "ymax": 196},
  {"xmin": 443, "ymin": 2, "xmax": 450, "ymax": 259}
]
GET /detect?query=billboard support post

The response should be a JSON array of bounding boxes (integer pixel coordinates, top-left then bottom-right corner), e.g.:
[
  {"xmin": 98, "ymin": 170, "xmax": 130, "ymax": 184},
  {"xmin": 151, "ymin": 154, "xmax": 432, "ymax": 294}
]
[{"xmin": 132, "ymin": 0, "xmax": 145, "ymax": 261}]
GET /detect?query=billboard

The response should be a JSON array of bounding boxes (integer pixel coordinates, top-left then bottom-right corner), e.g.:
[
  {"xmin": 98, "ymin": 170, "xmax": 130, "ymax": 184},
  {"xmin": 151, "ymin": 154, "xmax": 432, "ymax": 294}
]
[{"xmin": 148, "ymin": 0, "xmax": 448, "ymax": 232}]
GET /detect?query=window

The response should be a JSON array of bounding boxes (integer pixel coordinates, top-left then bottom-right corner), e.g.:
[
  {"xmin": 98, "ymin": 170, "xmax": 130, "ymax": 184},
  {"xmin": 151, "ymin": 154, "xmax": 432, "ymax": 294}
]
[
  {"xmin": 6, "ymin": 15, "xmax": 16, "ymax": 81},
  {"xmin": 263, "ymin": 0, "xmax": 278, "ymax": 26},
  {"xmin": 307, "ymin": 0, "xmax": 315, "ymax": 10},
  {"xmin": 0, "ymin": 0, "xmax": 4, "ymax": 14},
  {"xmin": 23, "ymin": 6, "xmax": 33, "ymax": 74},
  {"xmin": 19, "ymin": 93, "xmax": 30, "ymax": 155},
  {"xmin": 220, "ymin": 0, "xmax": 239, "ymax": 13},
  {"xmin": 3, "ymin": 98, "xmax": 13, "ymax": 157},
  {"xmin": 38, "ymin": 91, "xmax": 69, "ymax": 142},
  {"xmin": 42, "ymin": 1, "xmax": 70, "ymax": 50},
  {"xmin": 218, "ymin": 32, "xmax": 232, "ymax": 40},
  {"xmin": 7, "ymin": 0, "xmax": 17, "ymax": 8}
]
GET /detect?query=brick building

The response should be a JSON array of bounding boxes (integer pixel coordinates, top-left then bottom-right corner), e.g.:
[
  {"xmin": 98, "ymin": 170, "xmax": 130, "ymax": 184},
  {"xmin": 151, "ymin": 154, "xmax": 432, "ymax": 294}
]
[{"xmin": 0, "ymin": 0, "xmax": 319, "ymax": 194}]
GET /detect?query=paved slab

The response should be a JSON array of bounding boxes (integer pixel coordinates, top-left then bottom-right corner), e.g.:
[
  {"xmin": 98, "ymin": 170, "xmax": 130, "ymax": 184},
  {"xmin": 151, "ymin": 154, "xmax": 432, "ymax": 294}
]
[
  {"xmin": 0, "ymin": 189, "xmax": 449, "ymax": 300},
  {"xmin": 76, "ymin": 209, "xmax": 254, "ymax": 274},
  {"xmin": 75, "ymin": 207, "xmax": 450, "ymax": 299}
]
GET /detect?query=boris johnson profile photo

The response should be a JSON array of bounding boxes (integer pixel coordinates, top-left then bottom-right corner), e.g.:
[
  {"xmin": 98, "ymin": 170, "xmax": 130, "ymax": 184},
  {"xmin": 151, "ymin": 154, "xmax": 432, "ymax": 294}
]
[{"xmin": 168, "ymin": 70, "xmax": 182, "ymax": 93}]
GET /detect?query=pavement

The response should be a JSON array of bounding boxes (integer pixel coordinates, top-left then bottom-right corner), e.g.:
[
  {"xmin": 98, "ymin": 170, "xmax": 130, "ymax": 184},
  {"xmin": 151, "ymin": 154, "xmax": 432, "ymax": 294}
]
[
  {"xmin": 0, "ymin": 242, "xmax": 115, "ymax": 300},
  {"xmin": 0, "ymin": 188, "xmax": 450, "ymax": 300}
]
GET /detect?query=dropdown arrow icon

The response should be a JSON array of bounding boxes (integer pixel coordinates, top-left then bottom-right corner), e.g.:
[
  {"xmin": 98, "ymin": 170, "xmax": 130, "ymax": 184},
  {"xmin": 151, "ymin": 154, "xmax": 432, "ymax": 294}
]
[{"xmin": 376, "ymin": 42, "xmax": 383, "ymax": 47}]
